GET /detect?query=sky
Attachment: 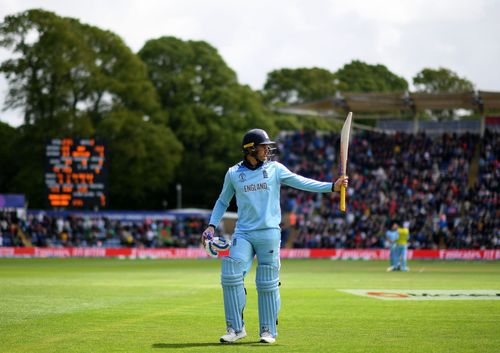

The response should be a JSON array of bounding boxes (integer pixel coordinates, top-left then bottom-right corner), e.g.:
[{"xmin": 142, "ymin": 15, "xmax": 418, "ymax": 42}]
[{"xmin": 1, "ymin": 0, "xmax": 499, "ymax": 126}]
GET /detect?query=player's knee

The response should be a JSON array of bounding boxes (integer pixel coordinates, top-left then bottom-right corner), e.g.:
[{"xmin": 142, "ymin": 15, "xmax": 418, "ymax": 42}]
[
  {"xmin": 256, "ymin": 264, "xmax": 280, "ymax": 292},
  {"xmin": 221, "ymin": 257, "xmax": 244, "ymax": 286}
]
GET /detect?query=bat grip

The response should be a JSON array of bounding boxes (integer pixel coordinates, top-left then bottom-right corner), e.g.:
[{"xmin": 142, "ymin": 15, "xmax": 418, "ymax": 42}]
[{"xmin": 340, "ymin": 184, "xmax": 346, "ymax": 212}]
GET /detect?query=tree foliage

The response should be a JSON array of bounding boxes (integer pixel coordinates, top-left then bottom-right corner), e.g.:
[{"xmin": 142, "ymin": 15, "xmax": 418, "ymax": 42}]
[
  {"xmin": 0, "ymin": 121, "xmax": 19, "ymax": 191},
  {"xmin": 0, "ymin": 9, "xmax": 182, "ymax": 208},
  {"xmin": 96, "ymin": 110, "xmax": 182, "ymax": 208},
  {"xmin": 413, "ymin": 67, "xmax": 474, "ymax": 93},
  {"xmin": 139, "ymin": 37, "xmax": 276, "ymax": 207},
  {"xmin": 335, "ymin": 60, "xmax": 408, "ymax": 92},
  {"xmin": 262, "ymin": 67, "xmax": 339, "ymax": 105}
]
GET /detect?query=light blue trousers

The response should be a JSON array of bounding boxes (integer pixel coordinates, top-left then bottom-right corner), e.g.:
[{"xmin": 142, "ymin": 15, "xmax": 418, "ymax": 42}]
[
  {"xmin": 221, "ymin": 228, "xmax": 281, "ymax": 336},
  {"xmin": 389, "ymin": 244, "xmax": 398, "ymax": 268},
  {"xmin": 395, "ymin": 245, "xmax": 408, "ymax": 271}
]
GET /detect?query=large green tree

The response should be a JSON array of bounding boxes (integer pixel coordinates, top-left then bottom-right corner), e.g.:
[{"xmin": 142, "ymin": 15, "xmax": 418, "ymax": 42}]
[
  {"xmin": 139, "ymin": 37, "xmax": 276, "ymax": 207},
  {"xmin": 0, "ymin": 9, "xmax": 182, "ymax": 208},
  {"xmin": 262, "ymin": 67, "xmax": 339, "ymax": 105},
  {"xmin": 334, "ymin": 60, "xmax": 408, "ymax": 92}
]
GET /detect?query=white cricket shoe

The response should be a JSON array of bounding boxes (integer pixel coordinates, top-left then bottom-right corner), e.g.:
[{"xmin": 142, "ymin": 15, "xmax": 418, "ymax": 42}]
[
  {"xmin": 220, "ymin": 327, "xmax": 247, "ymax": 343},
  {"xmin": 386, "ymin": 266, "xmax": 394, "ymax": 272},
  {"xmin": 260, "ymin": 331, "xmax": 276, "ymax": 344}
]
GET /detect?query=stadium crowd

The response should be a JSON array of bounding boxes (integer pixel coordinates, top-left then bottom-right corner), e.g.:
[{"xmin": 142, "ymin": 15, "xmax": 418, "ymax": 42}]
[
  {"xmin": 1, "ymin": 130, "xmax": 498, "ymax": 250},
  {"xmin": 0, "ymin": 211, "xmax": 207, "ymax": 248},
  {"xmin": 278, "ymin": 129, "xmax": 499, "ymax": 250}
]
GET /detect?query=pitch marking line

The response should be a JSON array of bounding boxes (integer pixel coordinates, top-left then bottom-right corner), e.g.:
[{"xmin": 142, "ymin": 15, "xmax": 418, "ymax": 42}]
[{"xmin": 340, "ymin": 289, "xmax": 500, "ymax": 300}]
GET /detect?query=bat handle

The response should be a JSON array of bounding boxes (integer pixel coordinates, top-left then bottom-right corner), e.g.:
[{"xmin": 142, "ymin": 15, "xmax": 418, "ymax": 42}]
[{"xmin": 340, "ymin": 183, "xmax": 346, "ymax": 212}]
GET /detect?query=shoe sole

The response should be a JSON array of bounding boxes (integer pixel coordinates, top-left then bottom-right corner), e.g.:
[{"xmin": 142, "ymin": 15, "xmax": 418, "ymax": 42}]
[
  {"xmin": 220, "ymin": 335, "xmax": 247, "ymax": 343},
  {"xmin": 260, "ymin": 338, "xmax": 276, "ymax": 344}
]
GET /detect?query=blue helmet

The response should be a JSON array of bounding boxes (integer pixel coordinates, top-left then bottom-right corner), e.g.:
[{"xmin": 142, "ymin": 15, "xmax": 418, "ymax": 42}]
[{"xmin": 242, "ymin": 129, "xmax": 277, "ymax": 157}]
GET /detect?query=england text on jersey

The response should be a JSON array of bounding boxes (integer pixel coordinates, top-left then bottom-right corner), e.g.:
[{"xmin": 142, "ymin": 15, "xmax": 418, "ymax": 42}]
[{"xmin": 243, "ymin": 182, "xmax": 269, "ymax": 192}]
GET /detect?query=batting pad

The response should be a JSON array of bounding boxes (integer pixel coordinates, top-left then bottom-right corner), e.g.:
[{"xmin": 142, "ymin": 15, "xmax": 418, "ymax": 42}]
[
  {"xmin": 221, "ymin": 257, "xmax": 246, "ymax": 332},
  {"xmin": 256, "ymin": 264, "xmax": 281, "ymax": 337}
]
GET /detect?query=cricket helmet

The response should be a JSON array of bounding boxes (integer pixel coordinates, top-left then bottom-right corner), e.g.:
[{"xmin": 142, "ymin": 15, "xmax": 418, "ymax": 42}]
[{"xmin": 242, "ymin": 129, "xmax": 277, "ymax": 157}]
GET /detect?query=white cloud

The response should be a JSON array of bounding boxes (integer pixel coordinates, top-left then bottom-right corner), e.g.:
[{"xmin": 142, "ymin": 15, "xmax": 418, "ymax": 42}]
[{"xmin": 330, "ymin": 0, "xmax": 484, "ymax": 24}]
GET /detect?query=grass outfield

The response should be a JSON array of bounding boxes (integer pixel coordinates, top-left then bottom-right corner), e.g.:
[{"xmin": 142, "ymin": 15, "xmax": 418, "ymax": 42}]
[{"xmin": 0, "ymin": 259, "xmax": 499, "ymax": 353}]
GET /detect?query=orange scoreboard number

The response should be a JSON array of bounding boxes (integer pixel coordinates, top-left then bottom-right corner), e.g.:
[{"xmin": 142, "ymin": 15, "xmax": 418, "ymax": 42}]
[{"xmin": 45, "ymin": 138, "xmax": 107, "ymax": 208}]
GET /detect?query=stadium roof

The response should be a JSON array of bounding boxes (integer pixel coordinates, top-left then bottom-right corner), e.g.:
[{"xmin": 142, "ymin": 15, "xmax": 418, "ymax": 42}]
[
  {"xmin": 478, "ymin": 91, "xmax": 500, "ymax": 110},
  {"xmin": 276, "ymin": 91, "xmax": 500, "ymax": 117}
]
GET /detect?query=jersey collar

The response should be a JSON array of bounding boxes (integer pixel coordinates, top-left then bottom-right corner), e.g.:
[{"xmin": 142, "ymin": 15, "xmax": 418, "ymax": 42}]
[{"xmin": 242, "ymin": 157, "xmax": 263, "ymax": 170}]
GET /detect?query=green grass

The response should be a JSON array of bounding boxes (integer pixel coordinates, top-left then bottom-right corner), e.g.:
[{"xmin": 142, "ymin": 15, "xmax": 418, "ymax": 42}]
[{"xmin": 0, "ymin": 259, "xmax": 499, "ymax": 353}]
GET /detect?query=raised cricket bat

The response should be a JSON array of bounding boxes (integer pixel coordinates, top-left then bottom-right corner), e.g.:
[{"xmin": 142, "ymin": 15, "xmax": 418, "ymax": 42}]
[{"xmin": 339, "ymin": 112, "xmax": 353, "ymax": 212}]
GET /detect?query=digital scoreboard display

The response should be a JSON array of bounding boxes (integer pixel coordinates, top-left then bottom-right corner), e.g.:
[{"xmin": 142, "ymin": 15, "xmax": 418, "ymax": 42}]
[{"xmin": 45, "ymin": 138, "xmax": 107, "ymax": 208}]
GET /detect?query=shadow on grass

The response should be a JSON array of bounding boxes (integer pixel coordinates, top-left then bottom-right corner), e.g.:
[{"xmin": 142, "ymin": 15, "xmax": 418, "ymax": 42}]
[{"xmin": 153, "ymin": 341, "xmax": 279, "ymax": 349}]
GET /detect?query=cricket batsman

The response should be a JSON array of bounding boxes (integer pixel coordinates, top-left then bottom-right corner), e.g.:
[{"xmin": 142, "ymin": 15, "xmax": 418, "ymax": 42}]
[{"xmin": 201, "ymin": 128, "xmax": 348, "ymax": 344}]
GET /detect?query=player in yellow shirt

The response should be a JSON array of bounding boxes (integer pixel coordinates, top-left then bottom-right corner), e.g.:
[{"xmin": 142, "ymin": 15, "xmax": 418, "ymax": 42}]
[{"xmin": 395, "ymin": 222, "xmax": 410, "ymax": 272}]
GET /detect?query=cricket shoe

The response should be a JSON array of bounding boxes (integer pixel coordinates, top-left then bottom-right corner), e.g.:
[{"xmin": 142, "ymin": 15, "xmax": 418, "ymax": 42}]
[
  {"xmin": 220, "ymin": 327, "xmax": 246, "ymax": 343},
  {"xmin": 260, "ymin": 331, "xmax": 276, "ymax": 344}
]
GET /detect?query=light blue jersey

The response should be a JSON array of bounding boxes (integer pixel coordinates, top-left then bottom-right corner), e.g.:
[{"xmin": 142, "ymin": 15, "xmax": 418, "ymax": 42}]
[
  {"xmin": 386, "ymin": 230, "xmax": 398, "ymax": 243},
  {"xmin": 209, "ymin": 161, "xmax": 332, "ymax": 232},
  {"xmin": 386, "ymin": 230, "xmax": 398, "ymax": 269}
]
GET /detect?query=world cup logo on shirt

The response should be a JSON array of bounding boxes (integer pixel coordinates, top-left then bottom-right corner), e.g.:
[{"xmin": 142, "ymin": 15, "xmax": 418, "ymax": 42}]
[{"xmin": 263, "ymin": 170, "xmax": 268, "ymax": 179}]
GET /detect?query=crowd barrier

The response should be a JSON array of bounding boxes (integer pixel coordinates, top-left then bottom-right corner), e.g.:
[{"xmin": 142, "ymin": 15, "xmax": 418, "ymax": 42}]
[{"xmin": 0, "ymin": 247, "xmax": 498, "ymax": 260}]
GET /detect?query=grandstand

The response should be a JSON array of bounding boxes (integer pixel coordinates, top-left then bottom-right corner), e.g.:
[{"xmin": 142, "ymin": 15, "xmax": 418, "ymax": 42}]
[
  {"xmin": 275, "ymin": 91, "xmax": 499, "ymax": 250},
  {"xmin": 277, "ymin": 129, "xmax": 498, "ymax": 250}
]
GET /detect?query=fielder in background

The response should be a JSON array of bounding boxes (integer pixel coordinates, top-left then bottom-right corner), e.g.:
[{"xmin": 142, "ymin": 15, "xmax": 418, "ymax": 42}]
[
  {"xmin": 395, "ymin": 222, "xmax": 410, "ymax": 272},
  {"xmin": 385, "ymin": 222, "xmax": 399, "ymax": 272},
  {"xmin": 386, "ymin": 221, "xmax": 410, "ymax": 272},
  {"xmin": 202, "ymin": 128, "xmax": 348, "ymax": 344}
]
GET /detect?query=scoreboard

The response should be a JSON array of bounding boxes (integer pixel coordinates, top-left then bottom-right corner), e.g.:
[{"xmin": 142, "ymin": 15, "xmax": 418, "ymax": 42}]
[{"xmin": 45, "ymin": 138, "xmax": 107, "ymax": 208}]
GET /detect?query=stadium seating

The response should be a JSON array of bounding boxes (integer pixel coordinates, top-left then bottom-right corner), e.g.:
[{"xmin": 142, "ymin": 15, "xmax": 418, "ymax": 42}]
[
  {"xmin": 0, "ymin": 211, "xmax": 208, "ymax": 249},
  {"xmin": 277, "ymin": 129, "xmax": 498, "ymax": 250}
]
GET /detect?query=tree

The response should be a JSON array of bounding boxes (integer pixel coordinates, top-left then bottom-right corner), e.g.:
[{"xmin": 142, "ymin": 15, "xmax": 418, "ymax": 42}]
[
  {"xmin": 413, "ymin": 67, "xmax": 474, "ymax": 93},
  {"xmin": 0, "ymin": 9, "xmax": 169, "ymax": 127},
  {"xmin": 0, "ymin": 9, "xmax": 182, "ymax": 208},
  {"xmin": 413, "ymin": 68, "xmax": 475, "ymax": 120},
  {"xmin": 96, "ymin": 109, "xmax": 182, "ymax": 208},
  {"xmin": 0, "ymin": 121, "xmax": 18, "ymax": 191},
  {"xmin": 139, "ymin": 37, "xmax": 277, "ymax": 207},
  {"xmin": 262, "ymin": 67, "xmax": 339, "ymax": 105},
  {"xmin": 0, "ymin": 10, "xmax": 82, "ymax": 126},
  {"xmin": 334, "ymin": 60, "xmax": 408, "ymax": 92}
]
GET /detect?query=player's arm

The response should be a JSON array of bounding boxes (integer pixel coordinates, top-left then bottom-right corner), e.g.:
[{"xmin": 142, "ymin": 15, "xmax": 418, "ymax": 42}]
[
  {"xmin": 385, "ymin": 230, "xmax": 395, "ymax": 244},
  {"xmin": 201, "ymin": 170, "xmax": 235, "ymax": 244},
  {"xmin": 277, "ymin": 162, "xmax": 348, "ymax": 193}
]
